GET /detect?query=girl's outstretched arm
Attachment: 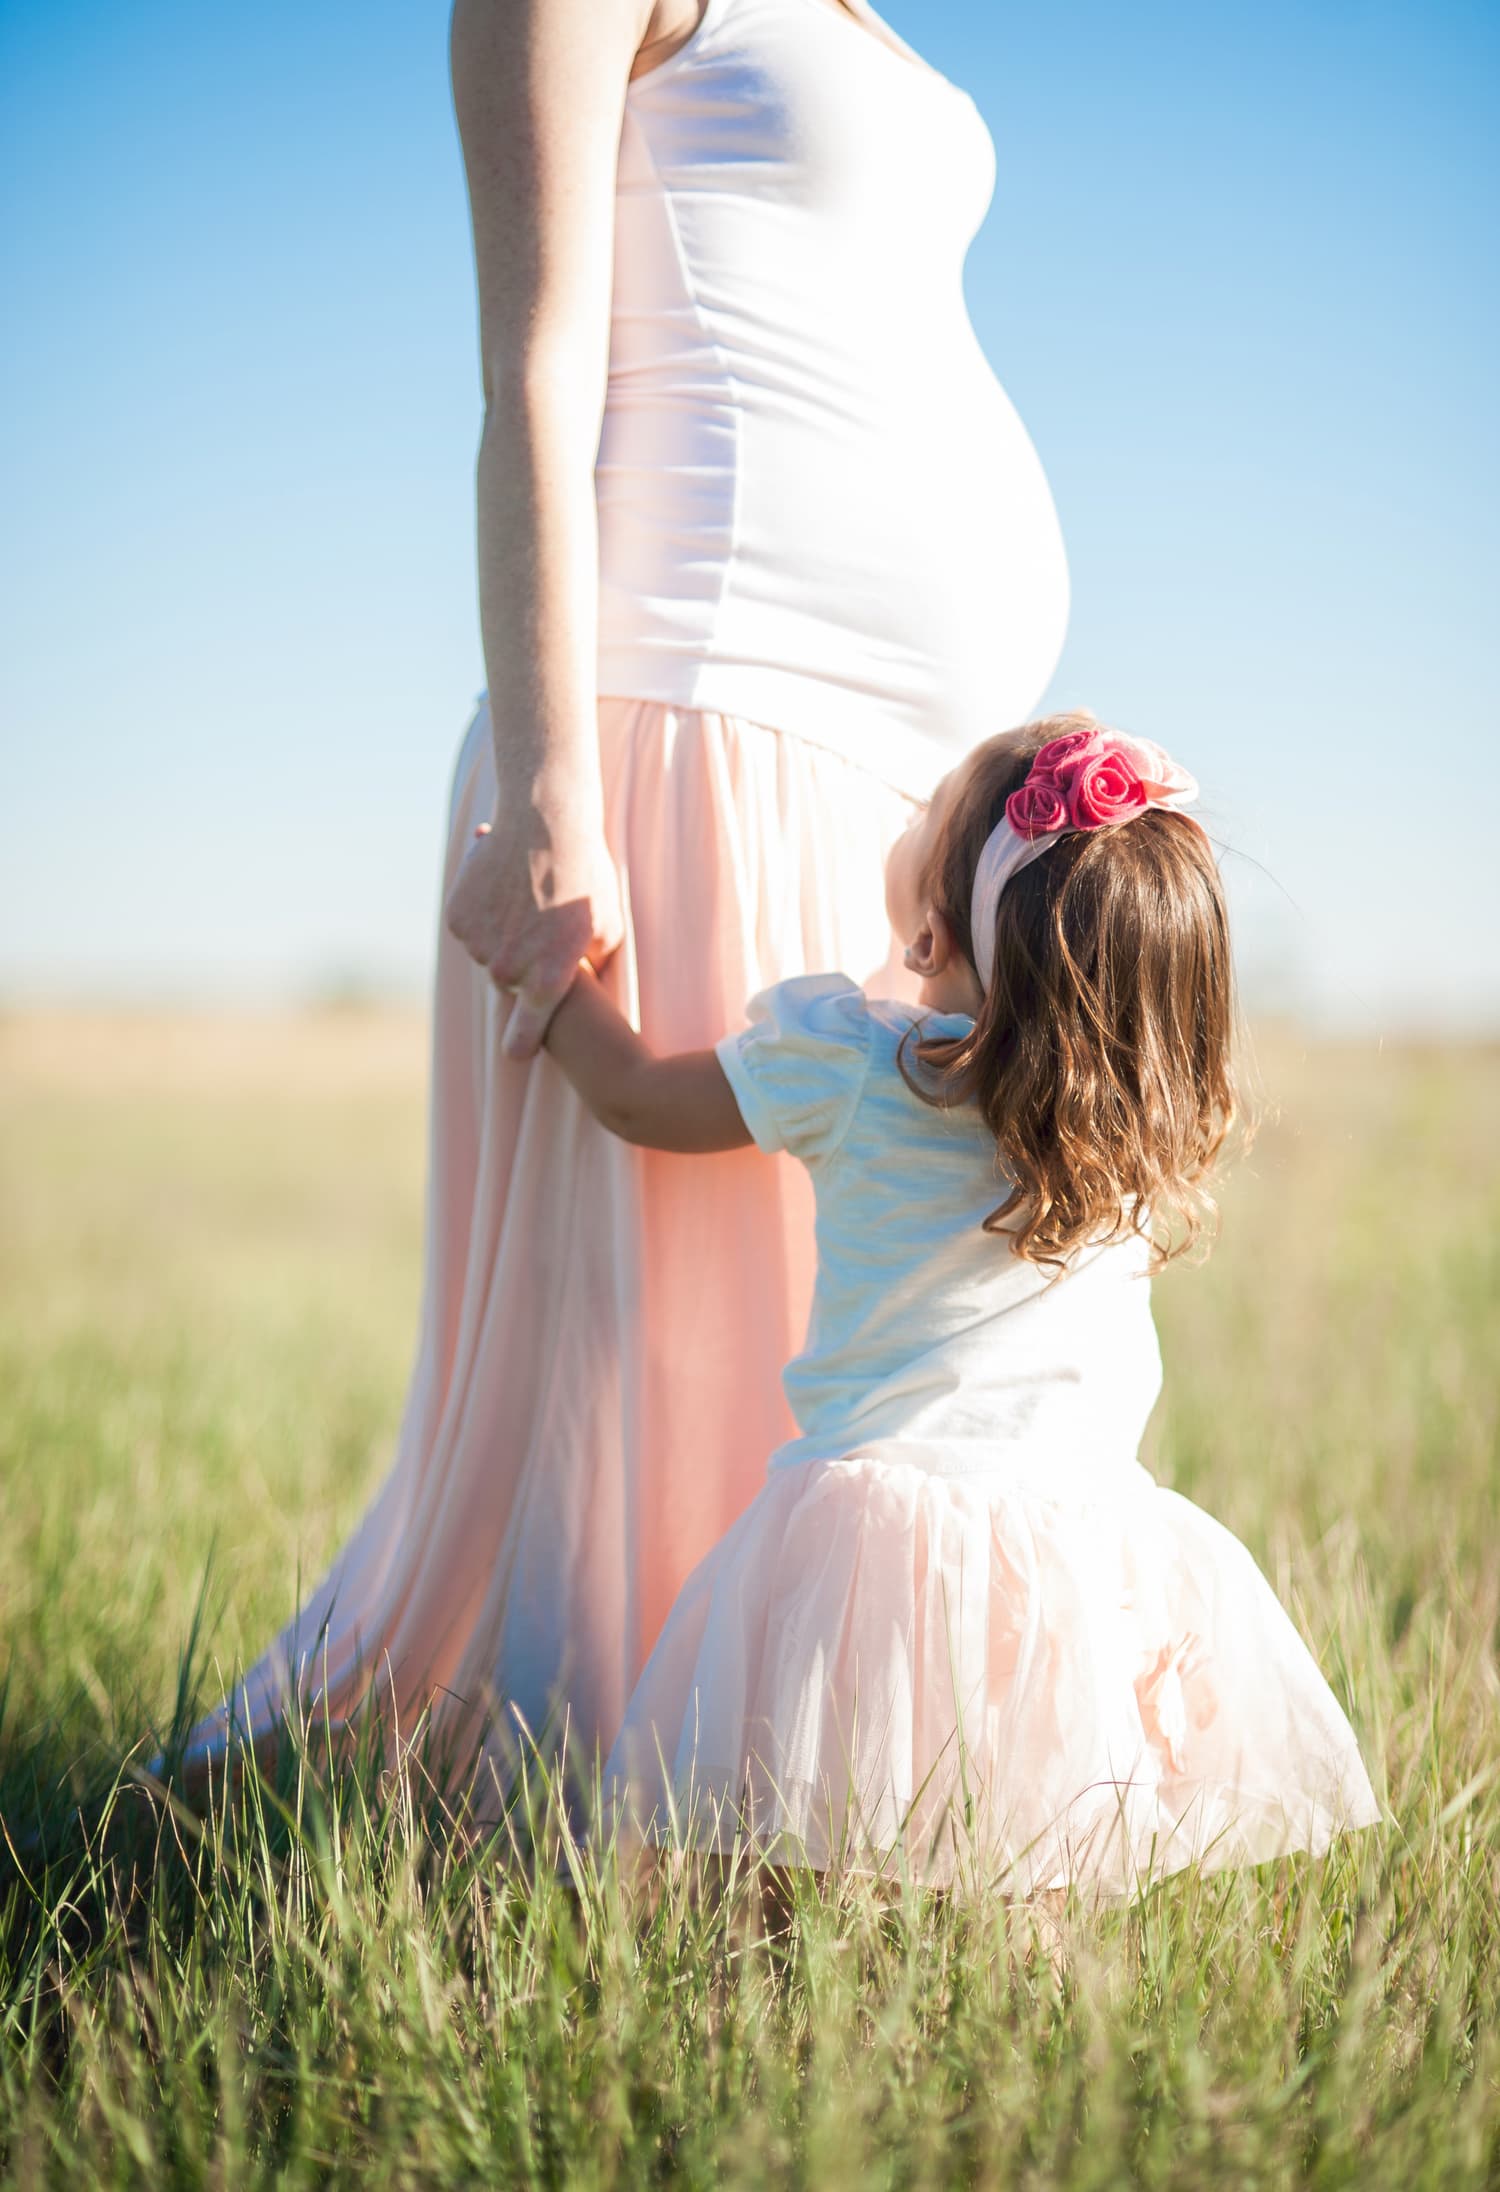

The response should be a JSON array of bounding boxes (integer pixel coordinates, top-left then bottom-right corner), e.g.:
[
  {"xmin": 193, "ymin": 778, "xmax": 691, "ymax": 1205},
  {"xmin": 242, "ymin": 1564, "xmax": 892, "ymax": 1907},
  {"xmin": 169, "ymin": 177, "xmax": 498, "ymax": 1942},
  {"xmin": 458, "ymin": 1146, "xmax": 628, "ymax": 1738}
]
[{"xmin": 543, "ymin": 967, "xmax": 753, "ymax": 1154}]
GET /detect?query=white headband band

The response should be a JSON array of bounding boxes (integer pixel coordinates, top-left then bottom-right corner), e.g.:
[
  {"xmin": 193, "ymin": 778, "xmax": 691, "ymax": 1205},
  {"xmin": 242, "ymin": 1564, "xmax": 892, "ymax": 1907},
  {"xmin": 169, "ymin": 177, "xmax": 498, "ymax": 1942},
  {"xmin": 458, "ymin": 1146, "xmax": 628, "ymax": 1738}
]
[{"xmin": 969, "ymin": 732, "xmax": 1200, "ymax": 994}]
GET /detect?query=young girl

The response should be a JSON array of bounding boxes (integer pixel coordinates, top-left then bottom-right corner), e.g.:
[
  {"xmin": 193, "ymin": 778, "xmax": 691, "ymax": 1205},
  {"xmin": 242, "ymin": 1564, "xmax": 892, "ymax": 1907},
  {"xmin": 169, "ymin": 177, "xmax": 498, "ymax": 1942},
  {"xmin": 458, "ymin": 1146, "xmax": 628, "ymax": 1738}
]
[{"xmin": 535, "ymin": 713, "xmax": 1381, "ymax": 1892}]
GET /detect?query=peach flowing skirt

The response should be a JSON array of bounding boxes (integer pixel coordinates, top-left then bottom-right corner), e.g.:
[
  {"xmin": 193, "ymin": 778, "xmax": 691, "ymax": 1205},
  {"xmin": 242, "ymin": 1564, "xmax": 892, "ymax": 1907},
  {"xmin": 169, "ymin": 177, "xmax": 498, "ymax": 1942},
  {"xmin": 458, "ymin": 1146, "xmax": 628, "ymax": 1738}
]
[{"xmin": 175, "ymin": 698, "xmax": 920, "ymax": 1799}]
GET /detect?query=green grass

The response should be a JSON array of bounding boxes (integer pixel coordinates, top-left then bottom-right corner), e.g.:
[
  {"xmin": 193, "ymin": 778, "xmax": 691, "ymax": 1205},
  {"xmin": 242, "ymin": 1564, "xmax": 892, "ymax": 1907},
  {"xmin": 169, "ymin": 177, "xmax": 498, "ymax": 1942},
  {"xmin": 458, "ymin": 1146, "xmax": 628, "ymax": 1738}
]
[{"xmin": 1, "ymin": 1006, "xmax": 1497, "ymax": 2188}]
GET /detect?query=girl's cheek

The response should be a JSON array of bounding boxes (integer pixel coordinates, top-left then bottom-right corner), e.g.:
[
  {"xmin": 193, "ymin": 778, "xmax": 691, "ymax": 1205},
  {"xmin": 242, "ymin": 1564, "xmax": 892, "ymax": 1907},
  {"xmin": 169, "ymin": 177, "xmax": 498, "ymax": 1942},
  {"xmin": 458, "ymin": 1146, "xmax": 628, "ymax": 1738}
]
[{"xmin": 885, "ymin": 836, "xmax": 913, "ymax": 933}]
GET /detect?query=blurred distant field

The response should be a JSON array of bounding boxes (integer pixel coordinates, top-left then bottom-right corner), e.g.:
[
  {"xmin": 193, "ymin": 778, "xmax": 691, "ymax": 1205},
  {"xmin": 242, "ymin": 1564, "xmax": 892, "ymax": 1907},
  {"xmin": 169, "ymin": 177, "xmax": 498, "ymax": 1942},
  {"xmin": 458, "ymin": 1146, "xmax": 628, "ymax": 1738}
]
[{"xmin": 1, "ymin": 1008, "xmax": 1497, "ymax": 2188}]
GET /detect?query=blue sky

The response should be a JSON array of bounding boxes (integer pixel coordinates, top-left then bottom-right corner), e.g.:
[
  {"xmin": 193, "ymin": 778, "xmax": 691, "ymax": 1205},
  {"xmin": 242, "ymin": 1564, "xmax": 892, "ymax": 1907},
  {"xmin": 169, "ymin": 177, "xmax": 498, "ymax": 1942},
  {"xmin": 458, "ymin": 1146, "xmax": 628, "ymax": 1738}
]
[{"xmin": 2, "ymin": 0, "xmax": 1496, "ymax": 1027}]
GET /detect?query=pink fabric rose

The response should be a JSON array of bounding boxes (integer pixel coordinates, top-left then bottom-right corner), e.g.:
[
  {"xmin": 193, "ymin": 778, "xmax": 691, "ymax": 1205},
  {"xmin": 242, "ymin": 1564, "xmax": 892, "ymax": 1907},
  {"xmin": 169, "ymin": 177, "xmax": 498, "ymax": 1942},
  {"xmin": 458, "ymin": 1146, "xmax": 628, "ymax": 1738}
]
[
  {"xmin": 1067, "ymin": 745, "xmax": 1147, "ymax": 828},
  {"xmin": 1032, "ymin": 729, "xmax": 1104, "ymax": 785},
  {"xmin": 1005, "ymin": 775, "xmax": 1070, "ymax": 839},
  {"xmin": 1001, "ymin": 727, "xmax": 1192, "ymax": 857},
  {"xmin": 1119, "ymin": 736, "xmax": 1199, "ymax": 803}
]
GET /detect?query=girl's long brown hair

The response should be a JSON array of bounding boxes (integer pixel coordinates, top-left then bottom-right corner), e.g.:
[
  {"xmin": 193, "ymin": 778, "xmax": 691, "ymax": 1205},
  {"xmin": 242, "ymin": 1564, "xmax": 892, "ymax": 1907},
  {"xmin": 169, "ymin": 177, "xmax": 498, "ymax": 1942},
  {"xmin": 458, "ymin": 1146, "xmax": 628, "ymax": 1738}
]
[{"xmin": 901, "ymin": 713, "xmax": 1239, "ymax": 1272}]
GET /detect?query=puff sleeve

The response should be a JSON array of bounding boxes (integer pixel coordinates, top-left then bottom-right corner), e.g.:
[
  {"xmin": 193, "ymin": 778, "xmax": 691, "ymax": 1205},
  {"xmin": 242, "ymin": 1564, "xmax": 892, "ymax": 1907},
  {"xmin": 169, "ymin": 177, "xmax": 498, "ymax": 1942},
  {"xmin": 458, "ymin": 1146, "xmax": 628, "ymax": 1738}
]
[{"xmin": 714, "ymin": 974, "xmax": 873, "ymax": 1165}]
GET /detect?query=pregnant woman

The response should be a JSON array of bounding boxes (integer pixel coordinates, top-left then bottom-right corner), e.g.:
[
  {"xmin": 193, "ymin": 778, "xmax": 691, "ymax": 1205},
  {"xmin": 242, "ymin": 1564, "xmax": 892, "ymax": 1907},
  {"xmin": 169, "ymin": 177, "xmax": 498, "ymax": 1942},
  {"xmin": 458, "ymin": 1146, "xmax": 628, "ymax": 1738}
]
[{"xmin": 172, "ymin": 0, "xmax": 1069, "ymax": 1807}]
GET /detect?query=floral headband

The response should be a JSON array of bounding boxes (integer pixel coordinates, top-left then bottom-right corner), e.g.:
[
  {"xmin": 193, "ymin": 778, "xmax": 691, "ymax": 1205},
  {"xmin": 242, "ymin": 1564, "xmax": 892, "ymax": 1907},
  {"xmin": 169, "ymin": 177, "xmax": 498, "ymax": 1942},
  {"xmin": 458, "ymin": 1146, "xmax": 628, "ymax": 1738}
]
[{"xmin": 969, "ymin": 728, "xmax": 1201, "ymax": 991}]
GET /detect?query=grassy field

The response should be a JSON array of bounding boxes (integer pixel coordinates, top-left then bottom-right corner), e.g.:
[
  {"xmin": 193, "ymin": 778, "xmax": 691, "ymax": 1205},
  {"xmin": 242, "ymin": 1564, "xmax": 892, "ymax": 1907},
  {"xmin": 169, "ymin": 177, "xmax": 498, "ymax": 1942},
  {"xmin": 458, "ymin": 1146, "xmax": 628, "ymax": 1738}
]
[{"xmin": 1, "ymin": 1006, "xmax": 1496, "ymax": 2188}]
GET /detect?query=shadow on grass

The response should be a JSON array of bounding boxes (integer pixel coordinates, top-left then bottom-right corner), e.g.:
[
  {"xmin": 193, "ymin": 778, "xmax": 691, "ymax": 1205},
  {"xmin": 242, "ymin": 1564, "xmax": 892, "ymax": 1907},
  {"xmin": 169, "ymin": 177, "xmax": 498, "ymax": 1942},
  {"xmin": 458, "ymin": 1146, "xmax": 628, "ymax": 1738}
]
[{"xmin": 0, "ymin": 1566, "xmax": 589, "ymax": 2063}]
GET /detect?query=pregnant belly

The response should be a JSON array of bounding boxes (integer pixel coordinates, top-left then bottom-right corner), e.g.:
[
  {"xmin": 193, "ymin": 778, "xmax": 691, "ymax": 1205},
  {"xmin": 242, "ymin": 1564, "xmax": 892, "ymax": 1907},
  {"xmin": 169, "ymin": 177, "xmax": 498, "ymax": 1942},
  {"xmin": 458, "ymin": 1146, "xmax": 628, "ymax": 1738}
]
[
  {"xmin": 864, "ymin": 356, "xmax": 1070, "ymax": 739},
  {"xmin": 595, "ymin": 338, "xmax": 1070, "ymax": 755}
]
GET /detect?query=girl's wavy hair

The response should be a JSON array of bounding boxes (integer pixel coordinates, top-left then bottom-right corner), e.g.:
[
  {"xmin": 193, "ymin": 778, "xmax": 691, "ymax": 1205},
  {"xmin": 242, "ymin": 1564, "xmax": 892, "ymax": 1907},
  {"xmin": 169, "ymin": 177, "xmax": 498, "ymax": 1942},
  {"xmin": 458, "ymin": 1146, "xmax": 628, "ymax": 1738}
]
[{"xmin": 899, "ymin": 712, "xmax": 1240, "ymax": 1272}]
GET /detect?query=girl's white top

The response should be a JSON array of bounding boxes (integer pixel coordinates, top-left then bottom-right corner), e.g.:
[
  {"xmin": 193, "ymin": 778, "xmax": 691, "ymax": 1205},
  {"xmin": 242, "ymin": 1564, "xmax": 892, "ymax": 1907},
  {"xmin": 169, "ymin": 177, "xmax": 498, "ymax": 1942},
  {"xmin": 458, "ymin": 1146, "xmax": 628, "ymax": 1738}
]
[
  {"xmin": 600, "ymin": 0, "xmax": 1070, "ymax": 797},
  {"xmin": 715, "ymin": 975, "xmax": 1163, "ymax": 1484}
]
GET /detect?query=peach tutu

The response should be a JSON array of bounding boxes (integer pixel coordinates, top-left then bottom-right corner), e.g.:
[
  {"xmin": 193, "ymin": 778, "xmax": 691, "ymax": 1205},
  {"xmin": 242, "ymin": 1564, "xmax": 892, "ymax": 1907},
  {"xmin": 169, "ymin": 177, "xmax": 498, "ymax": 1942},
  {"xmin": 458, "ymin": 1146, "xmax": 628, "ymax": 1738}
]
[
  {"xmin": 603, "ymin": 1448, "xmax": 1382, "ymax": 1893},
  {"xmin": 171, "ymin": 699, "xmax": 919, "ymax": 1799}
]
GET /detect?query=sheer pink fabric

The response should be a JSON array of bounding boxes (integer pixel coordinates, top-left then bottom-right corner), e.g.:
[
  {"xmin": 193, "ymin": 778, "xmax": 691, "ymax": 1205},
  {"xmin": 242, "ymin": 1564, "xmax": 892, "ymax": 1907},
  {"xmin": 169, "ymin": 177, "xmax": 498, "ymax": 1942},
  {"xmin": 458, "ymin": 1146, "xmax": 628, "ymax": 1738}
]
[
  {"xmin": 604, "ymin": 1453, "xmax": 1382, "ymax": 1892},
  {"xmin": 174, "ymin": 700, "xmax": 919, "ymax": 1794}
]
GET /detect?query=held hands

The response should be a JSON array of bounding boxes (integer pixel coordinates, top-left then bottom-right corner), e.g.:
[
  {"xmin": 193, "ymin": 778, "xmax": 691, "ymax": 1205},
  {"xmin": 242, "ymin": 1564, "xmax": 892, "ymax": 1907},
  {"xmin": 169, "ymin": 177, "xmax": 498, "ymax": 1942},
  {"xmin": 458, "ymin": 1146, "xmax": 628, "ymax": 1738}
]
[{"xmin": 444, "ymin": 799, "xmax": 625, "ymax": 1060}]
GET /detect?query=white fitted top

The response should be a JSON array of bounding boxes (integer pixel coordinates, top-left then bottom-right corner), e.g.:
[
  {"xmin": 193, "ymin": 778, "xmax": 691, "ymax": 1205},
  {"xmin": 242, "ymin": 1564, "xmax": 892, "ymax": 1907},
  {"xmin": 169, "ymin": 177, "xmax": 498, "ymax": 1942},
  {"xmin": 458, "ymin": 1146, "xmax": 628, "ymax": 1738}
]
[
  {"xmin": 715, "ymin": 976, "xmax": 1163, "ymax": 1483},
  {"xmin": 597, "ymin": 0, "xmax": 1070, "ymax": 797}
]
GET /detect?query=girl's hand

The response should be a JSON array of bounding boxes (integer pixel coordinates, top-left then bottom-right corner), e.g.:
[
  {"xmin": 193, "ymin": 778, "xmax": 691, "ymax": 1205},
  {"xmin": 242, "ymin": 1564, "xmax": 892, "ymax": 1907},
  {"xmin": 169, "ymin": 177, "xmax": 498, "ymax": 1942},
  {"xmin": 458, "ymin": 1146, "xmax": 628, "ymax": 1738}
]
[{"xmin": 445, "ymin": 799, "xmax": 624, "ymax": 1060}]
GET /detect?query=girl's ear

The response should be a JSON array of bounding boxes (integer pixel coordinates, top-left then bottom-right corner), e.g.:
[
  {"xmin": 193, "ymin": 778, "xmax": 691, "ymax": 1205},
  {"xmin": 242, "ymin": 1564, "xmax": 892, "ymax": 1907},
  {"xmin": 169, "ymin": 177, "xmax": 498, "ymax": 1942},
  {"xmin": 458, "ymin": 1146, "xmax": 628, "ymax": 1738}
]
[{"xmin": 904, "ymin": 905, "xmax": 961, "ymax": 976}]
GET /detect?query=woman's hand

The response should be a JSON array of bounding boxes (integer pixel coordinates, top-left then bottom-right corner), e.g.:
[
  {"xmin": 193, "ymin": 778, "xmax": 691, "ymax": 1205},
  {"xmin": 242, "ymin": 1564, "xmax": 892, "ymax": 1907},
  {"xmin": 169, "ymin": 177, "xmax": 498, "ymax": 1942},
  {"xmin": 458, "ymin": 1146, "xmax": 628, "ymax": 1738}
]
[{"xmin": 445, "ymin": 797, "xmax": 624, "ymax": 1060}]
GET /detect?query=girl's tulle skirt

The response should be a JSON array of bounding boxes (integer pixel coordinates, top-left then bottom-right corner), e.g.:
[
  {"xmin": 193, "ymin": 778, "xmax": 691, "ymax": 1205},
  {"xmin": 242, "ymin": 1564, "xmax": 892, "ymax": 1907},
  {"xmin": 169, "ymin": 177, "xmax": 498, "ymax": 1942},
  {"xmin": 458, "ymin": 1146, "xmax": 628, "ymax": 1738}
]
[{"xmin": 602, "ymin": 1449, "xmax": 1382, "ymax": 1894}]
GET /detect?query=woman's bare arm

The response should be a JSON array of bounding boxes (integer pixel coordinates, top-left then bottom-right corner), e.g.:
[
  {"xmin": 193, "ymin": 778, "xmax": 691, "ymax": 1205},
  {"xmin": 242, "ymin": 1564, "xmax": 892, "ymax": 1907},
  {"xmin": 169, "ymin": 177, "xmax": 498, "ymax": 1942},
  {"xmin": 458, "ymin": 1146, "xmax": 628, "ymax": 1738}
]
[
  {"xmin": 544, "ymin": 968, "xmax": 754, "ymax": 1154},
  {"xmin": 445, "ymin": 0, "xmax": 655, "ymax": 1058}
]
